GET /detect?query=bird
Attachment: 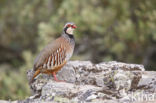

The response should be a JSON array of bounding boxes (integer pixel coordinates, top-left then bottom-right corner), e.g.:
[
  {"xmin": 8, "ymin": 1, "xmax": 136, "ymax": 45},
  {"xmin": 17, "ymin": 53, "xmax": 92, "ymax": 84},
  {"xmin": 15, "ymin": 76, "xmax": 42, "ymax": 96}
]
[{"xmin": 30, "ymin": 22, "xmax": 77, "ymax": 83}]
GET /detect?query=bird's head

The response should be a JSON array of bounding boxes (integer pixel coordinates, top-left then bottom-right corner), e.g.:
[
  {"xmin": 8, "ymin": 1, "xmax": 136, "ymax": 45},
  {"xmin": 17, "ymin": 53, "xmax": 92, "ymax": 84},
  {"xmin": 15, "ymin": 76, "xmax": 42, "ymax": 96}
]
[{"xmin": 63, "ymin": 22, "xmax": 77, "ymax": 35}]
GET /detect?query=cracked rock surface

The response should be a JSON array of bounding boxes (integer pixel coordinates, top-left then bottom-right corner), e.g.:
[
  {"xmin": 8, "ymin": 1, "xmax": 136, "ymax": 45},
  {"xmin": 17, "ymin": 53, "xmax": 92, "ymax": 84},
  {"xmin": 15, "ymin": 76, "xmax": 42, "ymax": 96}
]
[{"xmin": 4, "ymin": 61, "xmax": 156, "ymax": 103}]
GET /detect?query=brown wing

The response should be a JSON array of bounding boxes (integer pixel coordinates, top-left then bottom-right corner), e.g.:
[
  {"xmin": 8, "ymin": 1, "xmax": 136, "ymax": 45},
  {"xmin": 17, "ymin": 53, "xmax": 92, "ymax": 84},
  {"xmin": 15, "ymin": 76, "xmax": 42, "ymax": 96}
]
[
  {"xmin": 33, "ymin": 37, "xmax": 67, "ymax": 71},
  {"xmin": 42, "ymin": 46, "xmax": 66, "ymax": 70}
]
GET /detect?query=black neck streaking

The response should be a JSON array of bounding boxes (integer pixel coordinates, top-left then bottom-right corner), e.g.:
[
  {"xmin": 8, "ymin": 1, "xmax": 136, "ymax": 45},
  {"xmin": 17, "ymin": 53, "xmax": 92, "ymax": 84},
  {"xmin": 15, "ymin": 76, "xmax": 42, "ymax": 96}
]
[
  {"xmin": 63, "ymin": 33, "xmax": 75, "ymax": 41},
  {"xmin": 67, "ymin": 34, "xmax": 74, "ymax": 39},
  {"xmin": 63, "ymin": 27, "xmax": 74, "ymax": 39},
  {"xmin": 62, "ymin": 30, "xmax": 75, "ymax": 45},
  {"xmin": 64, "ymin": 27, "xmax": 70, "ymax": 35}
]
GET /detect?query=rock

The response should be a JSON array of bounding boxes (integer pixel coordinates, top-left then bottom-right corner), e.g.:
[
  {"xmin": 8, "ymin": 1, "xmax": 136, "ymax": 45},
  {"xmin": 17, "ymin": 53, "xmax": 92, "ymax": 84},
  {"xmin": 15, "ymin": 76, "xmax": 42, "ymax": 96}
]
[
  {"xmin": 138, "ymin": 71, "xmax": 156, "ymax": 92},
  {"xmin": 2, "ymin": 61, "xmax": 156, "ymax": 103}
]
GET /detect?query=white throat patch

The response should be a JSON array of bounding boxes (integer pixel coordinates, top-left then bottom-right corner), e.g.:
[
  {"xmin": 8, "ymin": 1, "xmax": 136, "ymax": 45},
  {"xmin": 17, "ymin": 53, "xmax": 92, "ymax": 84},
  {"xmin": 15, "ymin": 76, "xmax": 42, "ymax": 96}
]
[{"xmin": 66, "ymin": 27, "xmax": 74, "ymax": 34}]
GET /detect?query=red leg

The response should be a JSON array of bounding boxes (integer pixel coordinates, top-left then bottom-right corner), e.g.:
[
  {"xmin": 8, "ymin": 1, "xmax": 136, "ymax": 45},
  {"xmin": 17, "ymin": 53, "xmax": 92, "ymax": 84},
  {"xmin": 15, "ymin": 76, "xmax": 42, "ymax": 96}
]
[
  {"xmin": 52, "ymin": 72, "xmax": 58, "ymax": 81},
  {"xmin": 52, "ymin": 72, "xmax": 64, "ymax": 82}
]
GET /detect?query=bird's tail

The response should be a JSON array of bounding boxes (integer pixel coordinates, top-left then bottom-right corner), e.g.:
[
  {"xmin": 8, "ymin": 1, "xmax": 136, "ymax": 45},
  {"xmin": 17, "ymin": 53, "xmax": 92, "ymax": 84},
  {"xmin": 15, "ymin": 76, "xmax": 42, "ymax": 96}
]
[{"xmin": 29, "ymin": 69, "xmax": 40, "ymax": 84}]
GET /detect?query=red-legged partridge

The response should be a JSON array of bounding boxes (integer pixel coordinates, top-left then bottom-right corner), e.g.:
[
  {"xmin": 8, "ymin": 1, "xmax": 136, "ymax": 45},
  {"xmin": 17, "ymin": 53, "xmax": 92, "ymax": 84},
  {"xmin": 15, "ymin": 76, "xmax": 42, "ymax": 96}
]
[{"xmin": 30, "ymin": 22, "xmax": 77, "ymax": 83}]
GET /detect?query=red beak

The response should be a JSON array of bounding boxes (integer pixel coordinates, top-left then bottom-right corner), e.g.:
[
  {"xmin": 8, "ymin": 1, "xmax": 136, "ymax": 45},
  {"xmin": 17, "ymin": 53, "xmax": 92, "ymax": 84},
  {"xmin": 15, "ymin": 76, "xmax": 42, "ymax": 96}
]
[{"xmin": 71, "ymin": 25, "xmax": 77, "ymax": 29}]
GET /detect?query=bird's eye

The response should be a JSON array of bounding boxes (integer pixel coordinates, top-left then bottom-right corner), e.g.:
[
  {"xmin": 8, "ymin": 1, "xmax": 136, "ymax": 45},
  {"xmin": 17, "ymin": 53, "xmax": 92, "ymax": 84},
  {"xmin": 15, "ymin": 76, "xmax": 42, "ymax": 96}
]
[
  {"xmin": 67, "ymin": 24, "xmax": 71, "ymax": 27},
  {"xmin": 71, "ymin": 25, "xmax": 74, "ymax": 28},
  {"xmin": 71, "ymin": 25, "xmax": 77, "ymax": 29}
]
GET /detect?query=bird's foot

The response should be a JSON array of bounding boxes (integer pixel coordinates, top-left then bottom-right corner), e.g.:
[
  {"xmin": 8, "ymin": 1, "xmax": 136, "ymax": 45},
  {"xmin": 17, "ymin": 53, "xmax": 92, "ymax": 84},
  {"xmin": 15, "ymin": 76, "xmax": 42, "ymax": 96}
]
[
  {"xmin": 52, "ymin": 72, "xmax": 65, "ymax": 82},
  {"xmin": 54, "ymin": 78, "xmax": 65, "ymax": 82}
]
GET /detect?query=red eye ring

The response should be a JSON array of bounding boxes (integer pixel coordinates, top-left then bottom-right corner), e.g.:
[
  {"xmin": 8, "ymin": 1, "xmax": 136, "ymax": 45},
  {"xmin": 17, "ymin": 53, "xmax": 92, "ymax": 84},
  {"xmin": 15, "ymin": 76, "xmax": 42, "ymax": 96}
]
[
  {"xmin": 67, "ymin": 24, "xmax": 71, "ymax": 27},
  {"xmin": 71, "ymin": 25, "xmax": 77, "ymax": 29},
  {"xmin": 66, "ymin": 24, "xmax": 77, "ymax": 29}
]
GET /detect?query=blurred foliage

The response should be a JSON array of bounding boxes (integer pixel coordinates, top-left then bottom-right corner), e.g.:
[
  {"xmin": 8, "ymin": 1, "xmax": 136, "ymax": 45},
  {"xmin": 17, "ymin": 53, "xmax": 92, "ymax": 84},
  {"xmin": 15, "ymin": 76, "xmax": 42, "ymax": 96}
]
[{"xmin": 0, "ymin": 0, "xmax": 156, "ymax": 100}]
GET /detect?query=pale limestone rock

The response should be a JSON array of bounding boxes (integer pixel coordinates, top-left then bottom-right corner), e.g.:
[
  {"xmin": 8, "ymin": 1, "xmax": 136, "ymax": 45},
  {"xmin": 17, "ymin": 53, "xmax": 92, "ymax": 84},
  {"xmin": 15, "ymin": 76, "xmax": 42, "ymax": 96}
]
[{"xmin": 3, "ymin": 61, "xmax": 156, "ymax": 103}]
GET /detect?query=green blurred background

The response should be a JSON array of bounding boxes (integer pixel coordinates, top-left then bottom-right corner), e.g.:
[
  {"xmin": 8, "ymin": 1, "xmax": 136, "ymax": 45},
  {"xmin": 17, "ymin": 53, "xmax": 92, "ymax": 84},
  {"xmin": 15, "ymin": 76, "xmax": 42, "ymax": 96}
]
[{"xmin": 0, "ymin": 0, "xmax": 156, "ymax": 100}]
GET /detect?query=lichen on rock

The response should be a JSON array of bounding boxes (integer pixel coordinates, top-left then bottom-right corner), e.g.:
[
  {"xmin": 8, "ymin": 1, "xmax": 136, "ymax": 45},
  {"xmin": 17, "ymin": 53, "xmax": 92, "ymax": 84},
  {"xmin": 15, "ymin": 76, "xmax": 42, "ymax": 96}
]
[{"xmin": 21, "ymin": 61, "xmax": 156, "ymax": 103}]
